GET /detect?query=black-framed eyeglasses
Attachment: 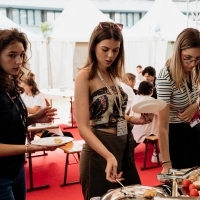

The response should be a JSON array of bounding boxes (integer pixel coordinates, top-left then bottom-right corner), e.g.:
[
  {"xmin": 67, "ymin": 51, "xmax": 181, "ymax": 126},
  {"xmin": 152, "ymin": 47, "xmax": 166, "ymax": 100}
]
[
  {"xmin": 99, "ymin": 22, "xmax": 123, "ymax": 31},
  {"xmin": 181, "ymin": 53, "xmax": 200, "ymax": 65}
]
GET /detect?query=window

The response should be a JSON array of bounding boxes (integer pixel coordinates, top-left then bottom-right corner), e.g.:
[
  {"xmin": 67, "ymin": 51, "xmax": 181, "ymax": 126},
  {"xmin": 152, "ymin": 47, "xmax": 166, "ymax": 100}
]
[
  {"xmin": 13, "ymin": 9, "xmax": 20, "ymax": 24},
  {"xmin": 133, "ymin": 13, "xmax": 140, "ymax": 25},
  {"xmin": 115, "ymin": 13, "xmax": 121, "ymax": 23},
  {"xmin": 47, "ymin": 11, "xmax": 55, "ymax": 23},
  {"xmin": 35, "ymin": 10, "xmax": 42, "ymax": 26},
  {"xmin": 103, "ymin": 12, "xmax": 111, "ymax": 19},
  {"xmin": 121, "ymin": 13, "xmax": 127, "ymax": 26},
  {"xmin": 27, "ymin": 10, "xmax": 34, "ymax": 25},
  {"xmin": 127, "ymin": 13, "xmax": 133, "ymax": 27},
  {"xmin": 20, "ymin": 10, "xmax": 27, "ymax": 25},
  {"xmin": 55, "ymin": 11, "xmax": 61, "ymax": 20},
  {"xmin": 0, "ymin": 7, "xmax": 7, "ymax": 16}
]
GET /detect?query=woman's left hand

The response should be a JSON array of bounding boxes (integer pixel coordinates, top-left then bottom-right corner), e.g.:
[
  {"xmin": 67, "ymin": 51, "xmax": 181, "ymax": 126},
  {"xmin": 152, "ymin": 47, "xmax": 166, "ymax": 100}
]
[
  {"xmin": 177, "ymin": 103, "xmax": 197, "ymax": 123},
  {"xmin": 34, "ymin": 107, "xmax": 57, "ymax": 124}
]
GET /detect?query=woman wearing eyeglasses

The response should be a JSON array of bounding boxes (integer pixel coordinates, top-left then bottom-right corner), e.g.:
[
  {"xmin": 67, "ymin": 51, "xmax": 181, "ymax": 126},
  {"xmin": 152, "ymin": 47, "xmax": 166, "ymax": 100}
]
[
  {"xmin": 156, "ymin": 28, "xmax": 200, "ymax": 174},
  {"xmin": 0, "ymin": 29, "xmax": 57, "ymax": 200},
  {"xmin": 74, "ymin": 22, "xmax": 154, "ymax": 200}
]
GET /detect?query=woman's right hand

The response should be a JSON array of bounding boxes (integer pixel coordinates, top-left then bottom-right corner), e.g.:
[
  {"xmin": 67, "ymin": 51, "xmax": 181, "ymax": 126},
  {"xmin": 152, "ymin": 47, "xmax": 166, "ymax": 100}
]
[
  {"xmin": 161, "ymin": 163, "xmax": 172, "ymax": 174},
  {"xmin": 105, "ymin": 154, "xmax": 124, "ymax": 182}
]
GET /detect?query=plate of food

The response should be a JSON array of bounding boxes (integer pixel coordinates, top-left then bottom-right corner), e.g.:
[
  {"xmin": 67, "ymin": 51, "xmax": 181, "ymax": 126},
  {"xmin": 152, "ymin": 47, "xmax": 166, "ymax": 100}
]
[
  {"xmin": 31, "ymin": 136, "xmax": 73, "ymax": 147},
  {"xmin": 132, "ymin": 99, "xmax": 166, "ymax": 114}
]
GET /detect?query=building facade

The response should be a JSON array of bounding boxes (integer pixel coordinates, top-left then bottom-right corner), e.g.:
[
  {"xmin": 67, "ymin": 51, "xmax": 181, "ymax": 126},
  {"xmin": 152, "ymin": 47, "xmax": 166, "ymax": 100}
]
[{"xmin": 0, "ymin": 0, "xmax": 198, "ymax": 34}]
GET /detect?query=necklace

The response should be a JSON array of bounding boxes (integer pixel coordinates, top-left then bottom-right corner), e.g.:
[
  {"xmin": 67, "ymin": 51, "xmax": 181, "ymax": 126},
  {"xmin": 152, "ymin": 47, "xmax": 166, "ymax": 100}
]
[{"xmin": 6, "ymin": 90, "xmax": 30, "ymax": 142}]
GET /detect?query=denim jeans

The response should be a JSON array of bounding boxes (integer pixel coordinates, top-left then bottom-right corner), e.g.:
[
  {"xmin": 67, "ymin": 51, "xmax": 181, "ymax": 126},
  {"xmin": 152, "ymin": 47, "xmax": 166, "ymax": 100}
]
[{"xmin": 0, "ymin": 165, "xmax": 26, "ymax": 200}]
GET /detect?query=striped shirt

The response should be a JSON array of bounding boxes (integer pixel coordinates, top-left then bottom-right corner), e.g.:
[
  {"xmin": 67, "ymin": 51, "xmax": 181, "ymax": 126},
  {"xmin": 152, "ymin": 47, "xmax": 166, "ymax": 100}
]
[{"xmin": 156, "ymin": 67, "xmax": 199, "ymax": 123}]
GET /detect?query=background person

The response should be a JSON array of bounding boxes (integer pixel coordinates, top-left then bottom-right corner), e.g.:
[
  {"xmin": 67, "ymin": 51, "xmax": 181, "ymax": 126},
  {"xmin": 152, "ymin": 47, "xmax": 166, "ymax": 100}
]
[
  {"xmin": 123, "ymin": 72, "xmax": 137, "ymax": 95},
  {"xmin": 156, "ymin": 28, "xmax": 200, "ymax": 174},
  {"xmin": 142, "ymin": 66, "xmax": 157, "ymax": 99},
  {"xmin": 130, "ymin": 81, "xmax": 160, "ymax": 162},
  {"xmin": 21, "ymin": 72, "xmax": 46, "ymax": 114},
  {"xmin": 0, "ymin": 28, "xmax": 58, "ymax": 200},
  {"xmin": 74, "ymin": 22, "xmax": 153, "ymax": 200},
  {"xmin": 136, "ymin": 65, "xmax": 144, "ymax": 81}
]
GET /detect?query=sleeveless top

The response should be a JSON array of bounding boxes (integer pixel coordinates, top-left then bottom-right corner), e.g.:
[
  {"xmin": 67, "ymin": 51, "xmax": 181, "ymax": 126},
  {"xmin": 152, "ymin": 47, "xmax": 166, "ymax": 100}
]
[{"xmin": 89, "ymin": 86, "xmax": 128, "ymax": 129}]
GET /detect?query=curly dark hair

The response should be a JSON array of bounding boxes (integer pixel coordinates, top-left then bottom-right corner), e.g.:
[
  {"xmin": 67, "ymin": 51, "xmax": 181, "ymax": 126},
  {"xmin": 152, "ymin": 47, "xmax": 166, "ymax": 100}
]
[
  {"xmin": 21, "ymin": 72, "xmax": 40, "ymax": 96},
  {"xmin": 142, "ymin": 66, "xmax": 156, "ymax": 77},
  {"xmin": 0, "ymin": 28, "xmax": 30, "ymax": 92},
  {"xmin": 138, "ymin": 81, "xmax": 154, "ymax": 95}
]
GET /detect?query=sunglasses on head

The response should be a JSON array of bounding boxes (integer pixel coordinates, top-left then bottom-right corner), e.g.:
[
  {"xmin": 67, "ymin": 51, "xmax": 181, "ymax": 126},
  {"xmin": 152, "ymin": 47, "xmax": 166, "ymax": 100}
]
[{"xmin": 99, "ymin": 22, "xmax": 123, "ymax": 31}]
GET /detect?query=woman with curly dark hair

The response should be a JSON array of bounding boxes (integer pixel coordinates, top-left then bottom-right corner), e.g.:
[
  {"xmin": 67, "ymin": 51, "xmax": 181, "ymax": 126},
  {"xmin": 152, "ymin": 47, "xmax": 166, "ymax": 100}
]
[
  {"xmin": 0, "ymin": 29, "xmax": 57, "ymax": 200},
  {"xmin": 21, "ymin": 72, "xmax": 46, "ymax": 114}
]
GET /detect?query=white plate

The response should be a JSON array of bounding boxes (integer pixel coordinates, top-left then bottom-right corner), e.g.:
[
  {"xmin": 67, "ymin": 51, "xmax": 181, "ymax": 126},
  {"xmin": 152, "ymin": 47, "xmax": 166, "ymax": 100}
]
[
  {"xmin": 31, "ymin": 136, "xmax": 74, "ymax": 147},
  {"xmin": 132, "ymin": 99, "xmax": 166, "ymax": 113}
]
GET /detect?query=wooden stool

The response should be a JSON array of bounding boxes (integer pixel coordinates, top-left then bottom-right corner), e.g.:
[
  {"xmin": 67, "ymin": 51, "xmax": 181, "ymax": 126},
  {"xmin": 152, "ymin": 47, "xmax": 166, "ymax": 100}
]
[
  {"xmin": 141, "ymin": 135, "xmax": 161, "ymax": 170},
  {"xmin": 60, "ymin": 140, "xmax": 84, "ymax": 186}
]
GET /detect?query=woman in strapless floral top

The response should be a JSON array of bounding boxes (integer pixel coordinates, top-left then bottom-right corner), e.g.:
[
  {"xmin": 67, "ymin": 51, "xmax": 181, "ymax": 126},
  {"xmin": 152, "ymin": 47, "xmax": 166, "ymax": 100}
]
[{"xmin": 74, "ymin": 22, "xmax": 153, "ymax": 200}]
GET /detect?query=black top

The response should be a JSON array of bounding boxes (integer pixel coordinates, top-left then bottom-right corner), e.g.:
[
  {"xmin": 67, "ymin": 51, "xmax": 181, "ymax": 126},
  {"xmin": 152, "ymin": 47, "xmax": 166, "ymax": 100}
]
[
  {"xmin": 152, "ymin": 77, "xmax": 157, "ymax": 99},
  {"xmin": 0, "ymin": 91, "xmax": 27, "ymax": 176}
]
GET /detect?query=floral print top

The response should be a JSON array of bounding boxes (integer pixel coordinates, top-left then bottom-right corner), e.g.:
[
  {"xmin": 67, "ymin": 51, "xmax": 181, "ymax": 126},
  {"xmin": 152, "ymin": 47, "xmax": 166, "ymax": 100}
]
[{"xmin": 89, "ymin": 86, "xmax": 128, "ymax": 129}]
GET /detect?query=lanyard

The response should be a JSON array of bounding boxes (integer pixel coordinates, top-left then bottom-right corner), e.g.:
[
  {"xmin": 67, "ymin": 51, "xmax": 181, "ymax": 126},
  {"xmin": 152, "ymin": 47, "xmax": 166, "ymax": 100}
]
[
  {"xmin": 183, "ymin": 76, "xmax": 197, "ymax": 105},
  {"xmin": 97, "ymin": 69, "xmax": 123, "ymax": 116},
  {"xmin": 6, "ymin": 91, "xmax": 30, "ymax": 141}
]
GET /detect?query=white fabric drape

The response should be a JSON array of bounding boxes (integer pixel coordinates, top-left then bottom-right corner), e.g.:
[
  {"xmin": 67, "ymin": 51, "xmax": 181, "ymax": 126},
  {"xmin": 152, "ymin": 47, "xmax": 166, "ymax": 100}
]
[
  {"xmin": 49, "ymin": 40, "xmax": 75, "ymax": 88},
  {"xmin": 124, "ymin": 39, "xmax": 168, "ymax": 75},
  {"xmin": 27, "ymin": 40, "xmax": 48, "ymax": 89}
]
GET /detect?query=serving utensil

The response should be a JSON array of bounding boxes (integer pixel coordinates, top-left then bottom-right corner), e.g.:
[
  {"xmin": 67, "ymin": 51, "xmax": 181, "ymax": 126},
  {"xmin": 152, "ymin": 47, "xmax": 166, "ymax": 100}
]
[{"xmin": 115, "ymin": 179, "xmax": 135, "ymax": 198}]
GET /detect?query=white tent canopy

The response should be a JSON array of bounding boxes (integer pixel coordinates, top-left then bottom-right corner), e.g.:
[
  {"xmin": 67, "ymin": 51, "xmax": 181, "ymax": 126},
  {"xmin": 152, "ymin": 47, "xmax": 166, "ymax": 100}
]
[
  {"xmin": 50, "ymin": 0, "xmax": 128, "ymax": 87},
  {"xmin": 0, "ymin": 12, "xmax": 48, "ymax": 89},
  {"xmin": 127, "ymin": 0, "xmax": 196, "ymax": 41},
  {"xmin": 125, "ymin": 0, "xmax": 196, "ymax": 76},
  {"xmin": 51, "ymin": 0, "xmax": 122, "ymax": 42}
]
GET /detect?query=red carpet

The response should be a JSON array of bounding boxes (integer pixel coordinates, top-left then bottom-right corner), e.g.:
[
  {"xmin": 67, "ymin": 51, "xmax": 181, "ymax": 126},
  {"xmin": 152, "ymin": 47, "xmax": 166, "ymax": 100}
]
[{"xmin": 26, "ymin": 126, "xmax": 162, "ymax": 200}]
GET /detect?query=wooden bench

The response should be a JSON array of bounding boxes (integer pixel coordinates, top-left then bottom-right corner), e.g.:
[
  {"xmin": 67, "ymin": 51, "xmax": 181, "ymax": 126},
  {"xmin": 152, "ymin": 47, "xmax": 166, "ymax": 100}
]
[
  {"xmin": 141, "ymin": 135, "xmax": 161, "ymax": 170},
  {"xmin": 60, "ymin": 140, "xmax": 85, "ymax": 186}
]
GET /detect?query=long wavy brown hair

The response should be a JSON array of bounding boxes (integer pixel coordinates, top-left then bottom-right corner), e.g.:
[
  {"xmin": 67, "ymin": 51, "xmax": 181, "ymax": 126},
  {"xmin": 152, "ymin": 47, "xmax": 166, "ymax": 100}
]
[
  {"xmin": 0, "ymin": 28, "xmax": 30, "ymax": 93},
  {"xmin": 166, "ymin": 28, "xmax": 200, "ymax": 89},
  {"xmin": 21, "ymin": 72, "xmax": 40, "ymax": 96},
  {"xmin": 82, "ymin": 22, "xmax": 125, "ymax": 79}
]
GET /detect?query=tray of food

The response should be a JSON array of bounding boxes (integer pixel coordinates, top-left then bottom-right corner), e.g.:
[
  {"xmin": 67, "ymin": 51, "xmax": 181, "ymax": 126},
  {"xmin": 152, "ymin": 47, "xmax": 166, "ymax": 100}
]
[
  {"xmin": 100, "ymin": 185, "xmax": 169, "ymax": 200},
  {"xmin": 157, "ymin": 166, "xmax": 200, "ymax": 198}
]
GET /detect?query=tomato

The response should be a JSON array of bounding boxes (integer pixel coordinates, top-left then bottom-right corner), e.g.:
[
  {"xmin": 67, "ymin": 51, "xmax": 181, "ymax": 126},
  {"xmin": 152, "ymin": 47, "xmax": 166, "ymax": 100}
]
[
  {"xmin": 189, "ymin": 189, "xmax": 199, "ymax": 197},
  {"xmin": 189, "ymin": 184, "xmax": 197, "ymax": 190},
  {"xmin": 182, "ymin": 179, "xmax": 192, "ymax": 187},
  {"xmin": 182, "ymin": 187, "xmax": 190, "ymax": 195}
]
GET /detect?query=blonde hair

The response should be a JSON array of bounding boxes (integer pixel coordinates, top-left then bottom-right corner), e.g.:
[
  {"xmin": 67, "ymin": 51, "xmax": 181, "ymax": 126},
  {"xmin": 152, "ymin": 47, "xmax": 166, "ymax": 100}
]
[{"xmin": 166, "ymin": 28, "xmax": 200, "ymax": 89}]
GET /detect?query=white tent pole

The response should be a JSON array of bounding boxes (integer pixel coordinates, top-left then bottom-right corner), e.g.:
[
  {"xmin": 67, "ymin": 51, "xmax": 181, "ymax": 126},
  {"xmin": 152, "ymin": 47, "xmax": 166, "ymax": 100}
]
[{"xmin": 47, "ymin": 38, "xmax": 52, "ymax": 87}]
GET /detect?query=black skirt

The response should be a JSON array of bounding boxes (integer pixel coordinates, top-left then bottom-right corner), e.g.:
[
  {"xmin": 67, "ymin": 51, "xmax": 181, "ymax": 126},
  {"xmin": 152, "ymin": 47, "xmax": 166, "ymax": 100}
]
[
  {"xmin": 80, "ymin": 129, "xmax": 141, "ymax": 200},
  {"xmin": 169, "ymin": 122, "xmax": 200, "ymax": 169}
]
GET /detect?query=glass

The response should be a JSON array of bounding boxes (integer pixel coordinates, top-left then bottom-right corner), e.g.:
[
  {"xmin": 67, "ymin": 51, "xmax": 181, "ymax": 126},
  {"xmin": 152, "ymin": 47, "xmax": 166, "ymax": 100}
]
[
  {"xmin": 47, "ymin": 11, "xmax": 55, "ymax": 23},
  {"xmin": 0, "ymin": 8, "xmax": 7, "ymax": 16},
  {"xmin": 20, "ymin": 9, "xmax": 27, "ymax": 25},
  {"xmin": 13, "ymin": 9, "xmax": 20, "ymax": 24},
  {"xmin": 181, "ymin": 53, "xmax": 200, "ymax": 65},
  {"xmin": 27, "ymin": 10, "xmax": 34, "ymax": 25},
  {"xmin": 99, "ymin": 22, "xmax": 123, "ymax": 31},
  {"xmin": 35, "ymin": 10, "xmax": 42, "ymax": 26}
]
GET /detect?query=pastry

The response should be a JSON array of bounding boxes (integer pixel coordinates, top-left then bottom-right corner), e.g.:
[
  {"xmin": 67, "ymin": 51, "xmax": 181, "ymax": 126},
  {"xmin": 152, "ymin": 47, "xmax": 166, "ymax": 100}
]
[
  {"xmin": 54, "ymin": 138, "xmax": 62, "ymax": 144},
  {"xmin": 143, "ymin": 189, "xmax": 157, "ymax": 199}
]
